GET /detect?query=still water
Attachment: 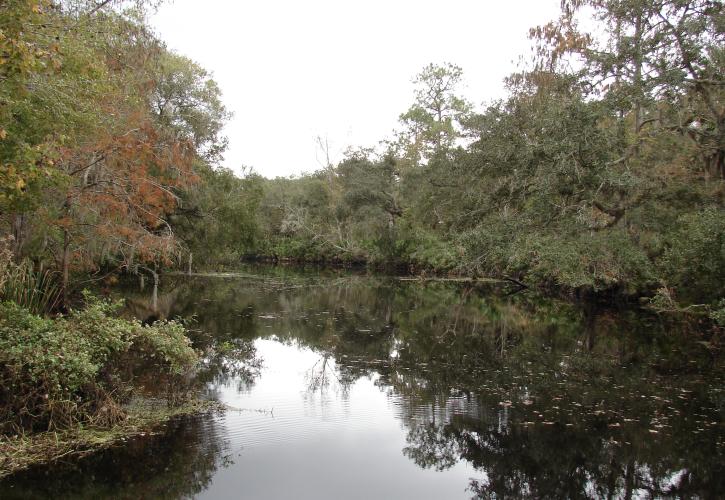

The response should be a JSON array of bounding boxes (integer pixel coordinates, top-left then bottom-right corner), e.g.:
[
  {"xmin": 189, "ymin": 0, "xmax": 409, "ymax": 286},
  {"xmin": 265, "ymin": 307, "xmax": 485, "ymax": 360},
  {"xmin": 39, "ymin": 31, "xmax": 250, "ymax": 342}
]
[{"xmin": 2, "ymin": 266, "xmax": 723, "ymax": 498}]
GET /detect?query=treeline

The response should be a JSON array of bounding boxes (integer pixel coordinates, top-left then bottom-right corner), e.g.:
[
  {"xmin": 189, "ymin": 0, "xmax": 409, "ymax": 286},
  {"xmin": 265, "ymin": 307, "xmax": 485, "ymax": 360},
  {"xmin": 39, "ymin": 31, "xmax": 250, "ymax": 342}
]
[
  {"xmin": 2, "ymin": 1, "xmax": 723, "ymax": 311},
  {"xmin": 1, "ymin": 0, "xmax": 228, "ymax": 304},
  {"xmin": 184, "ymin": 0, "xmax": 724, "ymax": 309}
]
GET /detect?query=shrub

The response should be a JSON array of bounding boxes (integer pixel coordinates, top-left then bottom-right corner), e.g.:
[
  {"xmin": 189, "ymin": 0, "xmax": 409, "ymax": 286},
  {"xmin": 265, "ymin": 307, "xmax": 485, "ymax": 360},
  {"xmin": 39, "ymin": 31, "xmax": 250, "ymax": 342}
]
[
  {"xmin": 393, "ymin": 224, "xmax": 459, "ymax": 273},
  {"xmin": 0, "ymin": 294, "xmax": 198, "ymax": 434},
  {"xmin": 0, "ymin": 238, "xmax": 61, "ymax": 315},
  {"xmin": 660, "ymin": 208, "xmax": 725, "ymax": 303},
  {"xmin": 711, "ymin": 299, "xmax": 725, "ymax": 327},
  {"xmin": 510, "ymin": 230, "xmax": 656, "ymax": 293}
]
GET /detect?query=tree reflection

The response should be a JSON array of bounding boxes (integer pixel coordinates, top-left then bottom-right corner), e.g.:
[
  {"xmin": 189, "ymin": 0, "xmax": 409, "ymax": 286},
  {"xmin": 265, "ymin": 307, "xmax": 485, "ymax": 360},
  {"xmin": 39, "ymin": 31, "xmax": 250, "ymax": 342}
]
[
  {"xmin": 115, "ymin": 268, "xmax": 724, "ymax": 498},
  {"xmin": 403, "ymin": 412, "xmax": 722, "ymax": 499},
  {"xmin": 305, "ymin": 353, "xmax": 351, "ymax": 397},
  {"xmin": 0, "ymin": 416, "xmax": 230, "ymax": 499},
  {"xmin": 387, "ymin": 295, "xmax": 724, "ymax": 498}
]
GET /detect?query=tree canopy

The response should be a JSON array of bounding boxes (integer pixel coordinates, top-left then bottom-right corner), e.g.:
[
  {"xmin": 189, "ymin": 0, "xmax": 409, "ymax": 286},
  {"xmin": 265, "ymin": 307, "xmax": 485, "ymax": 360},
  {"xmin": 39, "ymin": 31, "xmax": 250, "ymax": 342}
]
[
  {"xmin": 1, "ymin": 0, "xmax": 229, "ymax": 301},
  {"xmin": 1, "ymin": 0, "xmax": 722, "ymax": 311}
]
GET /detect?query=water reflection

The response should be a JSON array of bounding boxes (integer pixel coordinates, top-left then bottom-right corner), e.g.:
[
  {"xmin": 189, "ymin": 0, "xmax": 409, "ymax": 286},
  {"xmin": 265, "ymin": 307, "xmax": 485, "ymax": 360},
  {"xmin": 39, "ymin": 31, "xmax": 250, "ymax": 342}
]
[
  {"xmin": 2, "ymin": 266, "xmax": 722, "ymax": 499},
  {"xmin": 1, "ymin": 416, "xmax": 229, "ymax": 500}
]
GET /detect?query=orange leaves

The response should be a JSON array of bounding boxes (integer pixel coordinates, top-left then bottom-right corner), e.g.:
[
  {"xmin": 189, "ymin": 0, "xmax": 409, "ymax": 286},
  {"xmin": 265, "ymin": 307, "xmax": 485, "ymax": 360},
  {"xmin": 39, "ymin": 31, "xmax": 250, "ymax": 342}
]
[
  {"xmin": 55, "ymin": 111, "xmax": 199, "ymax": 272},
  {"xmin": 528, "ymin": 14, "xmax": 592, "ymax": 71},
  {"xmin": 54, "ymin": 216, "xmax": 73, "ymax": 229},
  {"xmin": 2, "ymin": 1, "xmax": 224, "ymax": 284}
]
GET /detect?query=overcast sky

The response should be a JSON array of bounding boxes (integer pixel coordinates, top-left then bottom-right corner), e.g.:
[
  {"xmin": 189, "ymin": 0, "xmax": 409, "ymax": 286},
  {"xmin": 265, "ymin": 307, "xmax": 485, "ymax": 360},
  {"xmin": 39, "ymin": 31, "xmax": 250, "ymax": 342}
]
[{"xmin": 150, "ymin": 0, "xmax": 562, "ymax": 178}]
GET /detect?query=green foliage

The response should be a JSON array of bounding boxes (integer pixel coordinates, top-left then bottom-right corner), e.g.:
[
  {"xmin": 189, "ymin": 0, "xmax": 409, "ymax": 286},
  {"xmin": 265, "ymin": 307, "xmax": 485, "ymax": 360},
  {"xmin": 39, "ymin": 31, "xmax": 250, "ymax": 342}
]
[
  {"xmin": 172, "ymin": 165, "xmax": 263, "ymax": 266},
  {"xmin": 0, "ymin": 238, "xmax": 61, "ymax": 314},
  {"xmin": 131, "ymin": 318, "xmax": 199, "ymax": 375},
  {"xmin": 510, "ymin": 231, "xmax": 657, "ymax": 293},
  {"xmin": 0, "ymin": 294, "xmax": 198, "ymax": 434},
  {"xmin": 711, "ymin": 299, "xmax": 725, "ymax": 327},
  {"xmin": 153, "ymin": 52, "xmax": 231, "ymax": 163},
  {"xmin": 395, "ymin": 63, "xmax": 472, "ymax": 166},
  {"xmin": 661, "ymin": 208, "xmax": 725, "ymax": 303},
  {"xmin": 0, "ymin": 262, "xmax": 61, "ymax": 315},
  {"xmin": 394, "ymin": 224, "xmax": 459, "ymax": 272},
  {"xmin": 1, "ymin": 1, "xmax": 230, "ymax": 301},
  {"xmin": 237, "ymin": 56, "xmax": 720, "ymax": 299},
  {"xmin": 231, "ymin": 1, "xmax": 722, "ymax": 307},
  {"xmin": 2, "ymin": 0, "xmax": 721, "ymax": 310}
]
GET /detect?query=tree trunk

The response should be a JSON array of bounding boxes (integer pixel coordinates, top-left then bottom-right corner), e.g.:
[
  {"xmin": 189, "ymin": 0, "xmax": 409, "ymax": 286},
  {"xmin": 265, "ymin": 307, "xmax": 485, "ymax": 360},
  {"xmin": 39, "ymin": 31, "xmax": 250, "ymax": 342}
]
[
  {"xmin": 632, "ymin": 13, "xmax": 644, "ymax": 154},
  {"xmin": 11, "ymin": 213, "xmax": 26, "ymax": 259},
  {"xmin": 151, "ymin": 265, "xmax": 159, "ymax": 313}
]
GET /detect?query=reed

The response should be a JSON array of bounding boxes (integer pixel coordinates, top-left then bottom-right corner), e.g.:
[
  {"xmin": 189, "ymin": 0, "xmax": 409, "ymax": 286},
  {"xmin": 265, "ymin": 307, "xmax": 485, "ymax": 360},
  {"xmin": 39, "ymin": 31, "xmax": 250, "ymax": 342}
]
[{"xmin": 1, "ymin": 260, "xmax": 62, "ymax": 315}]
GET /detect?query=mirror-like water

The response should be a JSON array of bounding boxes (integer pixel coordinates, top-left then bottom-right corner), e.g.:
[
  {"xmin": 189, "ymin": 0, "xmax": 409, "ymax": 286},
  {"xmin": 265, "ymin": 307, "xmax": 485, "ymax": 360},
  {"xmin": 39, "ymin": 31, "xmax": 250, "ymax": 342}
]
[{"xmin": 1, "ymin": 266, "xmax": 723, "ymax": 499}]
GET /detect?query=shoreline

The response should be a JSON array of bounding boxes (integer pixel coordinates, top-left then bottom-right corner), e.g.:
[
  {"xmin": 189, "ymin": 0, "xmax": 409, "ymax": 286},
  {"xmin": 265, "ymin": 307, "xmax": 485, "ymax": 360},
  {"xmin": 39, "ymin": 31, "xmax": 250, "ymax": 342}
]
[{"xmin": 0, "ymin": 398, "xmax": 224, "ymax": 480}]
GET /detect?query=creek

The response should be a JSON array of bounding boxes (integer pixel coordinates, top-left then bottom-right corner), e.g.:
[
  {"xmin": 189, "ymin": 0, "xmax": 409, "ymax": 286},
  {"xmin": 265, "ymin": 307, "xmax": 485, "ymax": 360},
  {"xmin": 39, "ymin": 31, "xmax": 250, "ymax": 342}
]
[{"xmin": 1, "ymin": 265, "xmax": 723, "ymax": 499}]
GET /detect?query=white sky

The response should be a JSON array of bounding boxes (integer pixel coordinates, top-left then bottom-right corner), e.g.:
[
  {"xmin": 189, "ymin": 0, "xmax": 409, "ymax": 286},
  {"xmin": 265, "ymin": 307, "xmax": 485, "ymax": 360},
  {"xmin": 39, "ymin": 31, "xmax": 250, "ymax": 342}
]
[{"xmin": 151, "ymin": 0, "xmax": 562, "ymax": 178}]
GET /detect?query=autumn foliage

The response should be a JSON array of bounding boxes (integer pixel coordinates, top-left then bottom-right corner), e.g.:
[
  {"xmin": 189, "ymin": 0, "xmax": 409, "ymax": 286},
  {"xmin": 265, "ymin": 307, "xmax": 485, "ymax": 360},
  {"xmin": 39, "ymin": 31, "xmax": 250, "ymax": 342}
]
[{"xmin": 0, "ymin": 1, "xmax": 228, "ymax": 299}]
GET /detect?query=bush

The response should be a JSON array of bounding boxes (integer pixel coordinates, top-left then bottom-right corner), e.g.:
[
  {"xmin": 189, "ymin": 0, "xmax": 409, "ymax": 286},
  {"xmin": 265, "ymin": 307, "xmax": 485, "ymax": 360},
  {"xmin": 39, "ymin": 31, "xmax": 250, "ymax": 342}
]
[
  {"xmin": 0, "ymin": 238, "xmax": 61, "ymax": 315},
  {"xmin": 392, "ymin": 223, "xmax": 459, "ymax": 273},
  {"xmin": 510, "ymin": 230, "xmax": 656, "ymax": 293},
  {"xmin": 661, "ymin": 208, "xmax": 725, "ymax": 303},
  {"xmin": 460, "ymin": 220, "xmax": 656, "ymax": 293},
  {"xmin": 711, "ymin": 299, "xmax": 725, "ymax": 327},
  {"xmin": 1, "ymin": 262, "xmax": 62, "ymax": 315},
  {"xmin": 0, "ymin": 294, "xmax": 198, "ymax": 434}
]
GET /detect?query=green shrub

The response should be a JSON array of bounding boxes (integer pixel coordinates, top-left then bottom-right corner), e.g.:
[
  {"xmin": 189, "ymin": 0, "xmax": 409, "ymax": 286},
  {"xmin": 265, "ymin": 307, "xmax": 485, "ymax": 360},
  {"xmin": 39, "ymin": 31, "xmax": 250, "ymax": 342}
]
[
  {"xmin": 510, "ymin": 230, "xmax": 656, "ymax": 293},
  {"xmin": 389, "ymin": 224, "xmax": 458, "ymax": 273},
  {"xmin": 661, "ymin": 208, "xmax": 725, "ymax": 303},
  {"xmin": 458, "ymin": 216, "xmax": 523, "ymax": 276},
  {"xmin": 1, "ymin": 262, "xmax": 62, "ymax": 315},
  {"xmin": 0, "ymin": 238, "xmax": 61, "ymax": 315},
  {"xmin": 711, "ymin": 299, "xmax": 725, "ymax": 327},
  {"xmin": 460, "ymin": 219, "xmax": 656, "ymax": 293},
  {"xmin": 0, "ymin": 294, "xmax": 198, "ymax": 434}
]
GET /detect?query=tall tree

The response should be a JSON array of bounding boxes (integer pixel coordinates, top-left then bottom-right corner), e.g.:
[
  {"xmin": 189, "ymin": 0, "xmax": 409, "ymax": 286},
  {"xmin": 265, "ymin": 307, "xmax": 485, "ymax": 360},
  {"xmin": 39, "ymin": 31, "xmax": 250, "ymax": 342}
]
[
  {"xmin": 395, "ymin": 63, "xmax": 472, "ymax": 167},
  {"xmin": 531, "ymin": 0, "xmax": 725, "ymax": 177},
  {"xmin": 1, "ymin": 1, "xmax": 230, "ymax": 302}
]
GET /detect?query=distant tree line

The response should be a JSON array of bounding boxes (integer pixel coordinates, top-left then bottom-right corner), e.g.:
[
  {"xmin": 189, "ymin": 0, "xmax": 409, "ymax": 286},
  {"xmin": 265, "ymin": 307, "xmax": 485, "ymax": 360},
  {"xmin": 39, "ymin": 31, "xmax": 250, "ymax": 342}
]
[
  {"xmin": 181, "ymin": 1, "xmax": 724, "ymax": 310},
  {"xmin": 1, "ymin": 0, "xmax": 723, "ymax": 311}
]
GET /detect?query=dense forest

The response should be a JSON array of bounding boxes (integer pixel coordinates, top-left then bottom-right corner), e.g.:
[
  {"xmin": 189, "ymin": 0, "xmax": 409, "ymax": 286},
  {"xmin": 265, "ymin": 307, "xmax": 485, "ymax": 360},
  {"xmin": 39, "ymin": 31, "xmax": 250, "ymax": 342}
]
[
  {"xmin": 184, "ymin": 0, "xmax": 724, "ymax": 314},
  {"xmin": 2, "ymin": 0, "xmax": 723, "ymax": 312}
]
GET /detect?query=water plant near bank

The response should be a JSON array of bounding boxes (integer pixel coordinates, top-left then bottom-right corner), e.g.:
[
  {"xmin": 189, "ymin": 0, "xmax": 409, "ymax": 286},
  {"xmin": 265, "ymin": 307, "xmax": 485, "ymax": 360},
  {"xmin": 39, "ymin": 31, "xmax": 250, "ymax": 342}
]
[{"xmin": 0, "ymin": 292, "xmax": 200, "ymax": 476}]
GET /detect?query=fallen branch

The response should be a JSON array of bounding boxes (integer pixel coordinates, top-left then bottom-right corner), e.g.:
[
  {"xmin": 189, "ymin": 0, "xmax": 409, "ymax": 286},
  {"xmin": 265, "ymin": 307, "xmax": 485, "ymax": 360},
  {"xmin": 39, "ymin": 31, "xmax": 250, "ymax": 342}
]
[{"xmin": 502, "ymin": 275, "xmax": 528, "ymax": 289}]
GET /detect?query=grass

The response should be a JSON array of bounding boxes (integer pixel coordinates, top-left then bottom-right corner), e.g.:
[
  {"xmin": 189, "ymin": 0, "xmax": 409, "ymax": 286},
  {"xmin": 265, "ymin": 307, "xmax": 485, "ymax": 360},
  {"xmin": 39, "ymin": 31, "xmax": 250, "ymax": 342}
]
[{"xmin": 0, "ymin": 397, "xmax": 225, "ymax": 479}]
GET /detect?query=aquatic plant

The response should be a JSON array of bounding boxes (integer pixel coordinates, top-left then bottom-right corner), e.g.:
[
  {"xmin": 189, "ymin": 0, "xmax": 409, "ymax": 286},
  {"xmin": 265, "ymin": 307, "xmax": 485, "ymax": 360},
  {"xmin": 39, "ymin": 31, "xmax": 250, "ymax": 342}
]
[{"xmin": 0, "ymin": 238, "xmax": 61, "ymax": 315}]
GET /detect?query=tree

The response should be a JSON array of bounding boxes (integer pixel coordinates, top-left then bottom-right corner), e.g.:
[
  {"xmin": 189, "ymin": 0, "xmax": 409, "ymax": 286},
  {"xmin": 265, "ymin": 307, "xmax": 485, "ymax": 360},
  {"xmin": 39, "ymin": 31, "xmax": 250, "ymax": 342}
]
[
  {"xmin": 152, "ymin": 52, "xmax": 231, "ymax": 164},
  {"xmin": 171, "ymin": 165, "xmax": 263, "ymax": 266},
  {"xmin": 1, "ymin": 1, "xmax": 230, "ymax": 303},
  {"xmin": 532, "ymin": 0, "xmax": 725, "ymax": 177},
  {"xmin": 0, "ymin": 0, "xmax": 64, "ymax": 253},
  {"xmin": 395, "ymin": 63, "xmax": 472, "ymax": 167}
]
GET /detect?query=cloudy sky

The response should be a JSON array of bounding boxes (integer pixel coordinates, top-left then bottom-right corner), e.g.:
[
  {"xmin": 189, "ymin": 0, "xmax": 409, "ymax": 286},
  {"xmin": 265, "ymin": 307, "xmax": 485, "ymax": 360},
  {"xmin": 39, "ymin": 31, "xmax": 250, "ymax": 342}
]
[{"xmin": 151, "ymin": 0, "xmax": 562, "ymax": 178}]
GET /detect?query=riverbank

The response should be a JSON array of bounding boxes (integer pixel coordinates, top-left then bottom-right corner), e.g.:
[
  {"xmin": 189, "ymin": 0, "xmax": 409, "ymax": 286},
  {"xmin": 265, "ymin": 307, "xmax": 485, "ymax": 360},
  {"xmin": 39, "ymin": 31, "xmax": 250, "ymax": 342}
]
[
  {"xmin": 0, "ymin": 398, "xmax": 224, "ymax": 480},
  {"xmin": 227, "ymin": 257, "xmax": 725, "ymax": 322},
  {"xmin": 0, "ymin": 292, "xmax": 208, "ymax": 479}
]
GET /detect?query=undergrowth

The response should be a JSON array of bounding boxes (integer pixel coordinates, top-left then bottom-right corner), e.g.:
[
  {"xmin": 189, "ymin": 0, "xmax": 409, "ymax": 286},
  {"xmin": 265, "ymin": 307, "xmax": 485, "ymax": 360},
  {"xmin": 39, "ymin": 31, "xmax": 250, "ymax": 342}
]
[{"xmin": 0, "ymin": 293, "xmax": 199, "ymax": 436}]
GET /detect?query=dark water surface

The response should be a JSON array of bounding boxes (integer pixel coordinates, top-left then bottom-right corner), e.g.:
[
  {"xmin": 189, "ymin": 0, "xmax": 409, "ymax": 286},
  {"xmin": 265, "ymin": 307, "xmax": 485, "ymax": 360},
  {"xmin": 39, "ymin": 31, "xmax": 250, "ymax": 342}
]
[{"xmin": 2, "ymin": 265, "xmax": 723, "ymax": 499}]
